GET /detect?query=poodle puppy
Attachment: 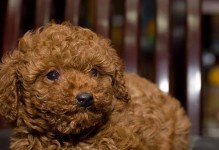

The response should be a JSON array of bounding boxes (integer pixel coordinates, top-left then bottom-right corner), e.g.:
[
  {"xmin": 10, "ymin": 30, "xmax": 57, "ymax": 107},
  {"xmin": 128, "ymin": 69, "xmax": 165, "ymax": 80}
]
[{"xmin": 0, "ymin": 22, "xmax": 190, "ymax": 150}]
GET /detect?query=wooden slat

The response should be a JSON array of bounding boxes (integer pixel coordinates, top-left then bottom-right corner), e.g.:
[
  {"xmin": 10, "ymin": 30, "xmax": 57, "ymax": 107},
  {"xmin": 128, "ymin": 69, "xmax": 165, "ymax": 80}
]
[
  {"xmin": 155, "ymin": 0, "xmax": 171, "ymax": 93},
  {"xmin": 0, "ymin": 0, "xmax": 6, "ymax": 55},
  {"xmin": 2, "ymin": 0, "xmax": 22, "ymax": 53},
  {"xmin": 186, "ymin": 0, "xmax": 202, "ymax": 135},
  {"xmin": 170, "ymin": 0, "xmax": 187, "ymax": 105},
  {"xmin": 123, "ymin": 0, "xmax": 140, "ymax": 73},
  {"xmin": 203, "ymin": 0, "xmax": 219, "ymax": 14},
  {"xmin": 35, "ymin": 0, "xmax": 52, "ymax": 27},
  {"xmin": 96, "ymin": 0, "xmax": 111, "ymax": 38},
  {"xmin": 64, "ymin": 0, "xmax": 81, "ymax": 25}
]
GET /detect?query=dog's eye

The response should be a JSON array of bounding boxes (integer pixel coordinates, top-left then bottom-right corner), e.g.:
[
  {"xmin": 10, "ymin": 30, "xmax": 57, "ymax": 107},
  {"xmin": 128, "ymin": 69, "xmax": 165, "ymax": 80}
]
[
  {"xmin": 46, "ymin": 70, "xmax": 60, "ymax": 81},
  {"xmin": 90, "ymin": 68, "xmax": 99, "ymax": 77}
]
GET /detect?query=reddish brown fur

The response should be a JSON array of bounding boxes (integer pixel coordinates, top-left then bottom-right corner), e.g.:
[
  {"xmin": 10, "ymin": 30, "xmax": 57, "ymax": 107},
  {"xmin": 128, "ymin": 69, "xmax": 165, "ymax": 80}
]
[{"xmin": 0, "ymin": 23, "xmax": 190, "ymax": 150}]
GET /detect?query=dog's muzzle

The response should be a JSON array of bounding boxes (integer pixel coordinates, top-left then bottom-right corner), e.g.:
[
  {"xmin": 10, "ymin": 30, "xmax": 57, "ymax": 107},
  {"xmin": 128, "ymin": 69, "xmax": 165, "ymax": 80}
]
[{"xmin": 76, "ymin": 92, "xmax": 94, "ymax": 108}]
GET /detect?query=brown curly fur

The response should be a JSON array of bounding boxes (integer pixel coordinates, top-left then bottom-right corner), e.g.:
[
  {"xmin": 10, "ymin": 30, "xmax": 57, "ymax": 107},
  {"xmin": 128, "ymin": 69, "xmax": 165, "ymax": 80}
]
[{"xmin": 0, "ymin": 22, "xmax": 190, "ymax": 150}]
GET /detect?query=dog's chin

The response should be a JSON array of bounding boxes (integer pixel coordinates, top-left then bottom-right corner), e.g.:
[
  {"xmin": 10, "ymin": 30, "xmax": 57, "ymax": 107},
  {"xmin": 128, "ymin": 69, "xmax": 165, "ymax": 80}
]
[{"xmin": 55, "ymin": 109, "xmax": 107, "ymax": 136}]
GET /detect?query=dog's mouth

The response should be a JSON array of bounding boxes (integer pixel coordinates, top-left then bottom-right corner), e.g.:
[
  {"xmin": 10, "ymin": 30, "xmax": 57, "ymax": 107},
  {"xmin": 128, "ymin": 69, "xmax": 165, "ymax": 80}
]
[
  {"xmin": 70, "ymin": 123, "xmax": 101, "ymax": 140},
  {"xmin": 53, "ymin": 105, "xmax": 109, "ymax": 135},
  {"xmin": 54, "ymin": 125, "xmax": 100, "ymax": 143}
]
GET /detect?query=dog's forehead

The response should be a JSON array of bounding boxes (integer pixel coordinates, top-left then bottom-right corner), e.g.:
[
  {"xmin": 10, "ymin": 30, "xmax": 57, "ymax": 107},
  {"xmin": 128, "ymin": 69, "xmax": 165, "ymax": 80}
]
[
  {"xmin": 19, "ymin": 24, "xmax": 115, "ymax": 71},
  {"xmin": 39, "ymin": 25, "xmax": 108, "ymax": 55}
]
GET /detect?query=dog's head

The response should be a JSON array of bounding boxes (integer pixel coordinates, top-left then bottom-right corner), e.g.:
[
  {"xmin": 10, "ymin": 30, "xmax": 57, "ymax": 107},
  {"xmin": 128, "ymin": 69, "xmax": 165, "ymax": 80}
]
[{"xmin": 0, "ymin": 23, "xmax": 130, "ymax": 135}]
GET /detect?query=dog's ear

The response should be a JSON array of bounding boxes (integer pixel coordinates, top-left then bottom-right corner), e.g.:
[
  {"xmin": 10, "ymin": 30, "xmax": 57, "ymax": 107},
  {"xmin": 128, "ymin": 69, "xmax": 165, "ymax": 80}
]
[
  {"xmin": 0, "ymin": 50, "xmax": 20, "ymax": 121},
  {"xmin": 112, "ymin": 57, "xmax": 130, "ymax": 103}
]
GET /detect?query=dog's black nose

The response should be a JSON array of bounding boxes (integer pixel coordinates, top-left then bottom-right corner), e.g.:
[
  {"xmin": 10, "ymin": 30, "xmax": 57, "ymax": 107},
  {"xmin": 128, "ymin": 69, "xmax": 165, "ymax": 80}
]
[{"xmin": 76, "ymin": 92, "xmax": 94, "ymax": 107}]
